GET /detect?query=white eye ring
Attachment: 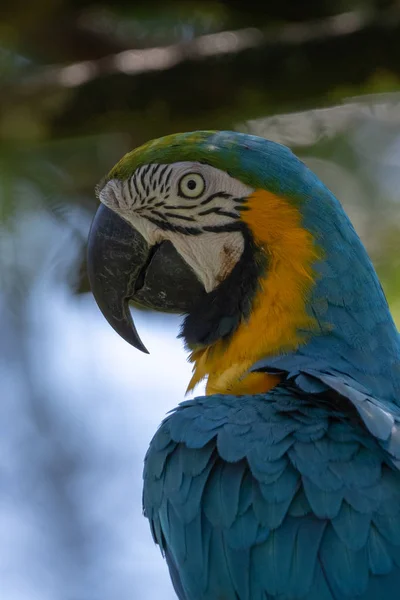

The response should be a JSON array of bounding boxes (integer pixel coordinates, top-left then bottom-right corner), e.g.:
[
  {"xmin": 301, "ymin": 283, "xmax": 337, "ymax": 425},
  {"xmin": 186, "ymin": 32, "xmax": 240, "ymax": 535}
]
[{"xmin": 178, "ymin": 173, "xmax": 205, "ymax": 199}]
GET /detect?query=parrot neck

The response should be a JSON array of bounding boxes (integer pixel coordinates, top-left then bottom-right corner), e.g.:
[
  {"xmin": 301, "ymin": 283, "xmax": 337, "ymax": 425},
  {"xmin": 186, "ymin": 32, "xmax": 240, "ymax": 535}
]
[
  {"xmin": 184, "ymin": 189, "xmax": 321, "ymax": 395},
  {"xmin": 293, "ymin": 196, "xmax": 400, "ymax": 401},
  {"xmin": 183, "ymin": 188, "xmax": 400, "ymax": 399}
]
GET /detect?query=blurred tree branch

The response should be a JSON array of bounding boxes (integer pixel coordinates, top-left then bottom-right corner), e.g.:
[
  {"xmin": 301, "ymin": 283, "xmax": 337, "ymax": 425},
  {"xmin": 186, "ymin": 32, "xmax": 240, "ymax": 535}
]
[{"xmin": 2, "ymin": 6, "xmax": 400, "ymax": 141}]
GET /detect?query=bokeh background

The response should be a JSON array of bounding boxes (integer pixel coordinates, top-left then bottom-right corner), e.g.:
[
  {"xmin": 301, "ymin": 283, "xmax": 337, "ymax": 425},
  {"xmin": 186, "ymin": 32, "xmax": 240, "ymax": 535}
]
[{"xmin": 1, "ymin": 1, "xmax": 400, "ymax": 598}]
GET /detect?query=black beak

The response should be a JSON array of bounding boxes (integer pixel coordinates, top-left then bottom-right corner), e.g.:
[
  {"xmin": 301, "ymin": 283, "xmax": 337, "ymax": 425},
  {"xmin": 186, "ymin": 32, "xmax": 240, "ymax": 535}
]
[{"xmin": 87, "ymin": 204, "xmax": 204, "ymax": 352}]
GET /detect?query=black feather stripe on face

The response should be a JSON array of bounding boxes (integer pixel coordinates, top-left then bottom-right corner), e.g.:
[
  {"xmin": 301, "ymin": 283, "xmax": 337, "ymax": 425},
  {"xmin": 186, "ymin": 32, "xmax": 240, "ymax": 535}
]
[
  {"xmin": 130, "ymin": 174, "xmax": 140, "ymax": 198},
  {"xmin": 180, "ymin": 224, "xmax": 267, "ymax": 349},
  {"xmin": 199, "ymin": 191, "xmax": 232, "ymax": 206},
  {"xmin": 144, "ymin": 216, "xmax": 203, "ymax": 235},
  {"xmin": 164, "ymin": 213, "xmax": 196, "ymax": 222}
]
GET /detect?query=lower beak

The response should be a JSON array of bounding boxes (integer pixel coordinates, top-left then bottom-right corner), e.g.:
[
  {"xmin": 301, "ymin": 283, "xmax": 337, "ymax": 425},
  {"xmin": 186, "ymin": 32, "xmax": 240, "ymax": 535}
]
[{"xmin": 87, "ymin": 204, "xmax": 204, "ymax": 352}]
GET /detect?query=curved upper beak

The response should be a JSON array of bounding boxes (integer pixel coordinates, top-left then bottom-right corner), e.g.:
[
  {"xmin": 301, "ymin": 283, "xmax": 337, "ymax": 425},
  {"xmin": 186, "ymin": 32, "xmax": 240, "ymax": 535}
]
[{"xmin": 87, "ymin": 204, "xmax": 204, "ymax": 352}]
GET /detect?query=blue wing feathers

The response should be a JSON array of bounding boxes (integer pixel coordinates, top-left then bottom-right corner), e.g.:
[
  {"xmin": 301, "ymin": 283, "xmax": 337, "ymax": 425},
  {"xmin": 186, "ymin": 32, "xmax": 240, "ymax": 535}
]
[
  {"xmin": 288, "ymin": 488, "xmax": 312, "ymax": 518},
  {"xmin": 342, "ymin": 486, "xmax": 381, "ymax": 514},
  {"xmin": 258, "ymin": 463, "xmax": 299, "ymax": 504},
  {"xmin": 286, "ymin": 518, "xmax": 327, "ymax": 597},
  {"xmin": 225, "ymin": 545, "xmax": 251, "ymax": 600},
  {"xmin": 180, "ymin": 440, "xmax": 215, "ymax": 476},
  {"xmin": 202, "ymin": 461, "xmax": 244, "ymax": 528},
  {"xmin": 165, "ymin": 546, "xmax": 188, "ymax": 600},
  {"xmin": 319, "ymin": 524, "xmax": 369, "ymax": 596},
  {"xmin": 367, "ymin": 525, "xmax": 393, "ymax": 575},
  {"xmin": 306, "ymin": 562, "xmax": 336, "ymax": 600},
  {"xmin": 143, "ymin": 375, "xmax": 400, "ymax": 599},
  {"xmin": 225, "ymin": 506, "xmax": 260, "ymax": 549},
  {"xmin": 252, "ymin": 480, "xmax": 292, "ymax": 529},
  {"xmin": 206, "ymin": 528, "xmax": 239, "ymax": 599},
  {"xmin": 302, "ymin": 477, "xmax": 343, "ymax": 519},
  {"xmin": 331, "ymin": 502, "xmax": 371, "ymax": 551}
]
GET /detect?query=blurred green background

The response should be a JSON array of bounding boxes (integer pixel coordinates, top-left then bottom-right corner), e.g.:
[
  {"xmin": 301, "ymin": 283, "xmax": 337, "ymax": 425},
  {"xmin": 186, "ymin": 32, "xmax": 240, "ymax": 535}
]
[{"xmin": 1, "ymin": 1, "xmax": 400, "ymax": 599}]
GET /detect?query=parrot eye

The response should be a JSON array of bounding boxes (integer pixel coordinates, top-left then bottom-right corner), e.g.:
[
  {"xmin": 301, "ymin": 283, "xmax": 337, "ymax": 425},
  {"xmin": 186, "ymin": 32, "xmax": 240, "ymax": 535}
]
[{"xmin": 178, "ymin": 173, "xmax": 205, "ymax": 199}]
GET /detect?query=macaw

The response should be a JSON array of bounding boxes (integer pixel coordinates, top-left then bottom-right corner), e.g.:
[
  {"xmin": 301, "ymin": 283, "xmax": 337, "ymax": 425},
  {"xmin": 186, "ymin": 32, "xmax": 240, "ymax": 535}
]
[{"xmin": 87, "ymin": 130, "xmax": 400, "ymax": 599}]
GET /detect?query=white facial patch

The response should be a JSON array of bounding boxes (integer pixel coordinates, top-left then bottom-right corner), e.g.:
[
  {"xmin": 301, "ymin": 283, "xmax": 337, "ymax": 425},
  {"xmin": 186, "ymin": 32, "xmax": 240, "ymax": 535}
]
[
  {"xmin": 169, "ymin": 231, "xmax": 245, "ymax": 293},
  {"xmin": 98, "ymin": 162, "xmax": 254, "ymax": 291}
]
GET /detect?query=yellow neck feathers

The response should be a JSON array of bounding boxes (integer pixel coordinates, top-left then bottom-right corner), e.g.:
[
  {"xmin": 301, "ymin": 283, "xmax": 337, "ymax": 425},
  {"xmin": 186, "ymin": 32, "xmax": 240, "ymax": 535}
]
[{"xmin": 187, "ymin": 189, "xmax": 320, "ymax": 396}]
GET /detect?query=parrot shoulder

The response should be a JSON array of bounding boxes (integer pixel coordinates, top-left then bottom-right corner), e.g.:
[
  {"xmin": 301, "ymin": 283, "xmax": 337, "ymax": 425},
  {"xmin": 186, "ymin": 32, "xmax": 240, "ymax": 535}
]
[{"xmin": 143, "ymin": 371, "xmax": 400, "ymax": 600}]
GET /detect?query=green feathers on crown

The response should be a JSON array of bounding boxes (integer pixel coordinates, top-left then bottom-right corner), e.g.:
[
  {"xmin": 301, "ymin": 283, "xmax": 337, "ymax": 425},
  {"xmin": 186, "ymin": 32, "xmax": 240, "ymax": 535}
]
[{"xmin": 102, "ymin": 130, "xmax": 320, "ymax": 208}]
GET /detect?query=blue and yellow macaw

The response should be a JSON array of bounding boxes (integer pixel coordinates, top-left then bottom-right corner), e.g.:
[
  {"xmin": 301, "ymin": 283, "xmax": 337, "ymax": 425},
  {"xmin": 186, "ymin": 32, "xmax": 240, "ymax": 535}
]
[{"xmin": 87, "ymin": 131, "xmax": 400, "ymax": 599}]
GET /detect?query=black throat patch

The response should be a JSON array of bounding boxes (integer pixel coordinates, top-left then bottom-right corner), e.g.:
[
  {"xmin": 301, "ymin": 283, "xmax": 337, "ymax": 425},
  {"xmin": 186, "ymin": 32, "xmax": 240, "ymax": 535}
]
[{"xmin": 180, "ymin": 224, "xmax": 267, "ymax": 350}]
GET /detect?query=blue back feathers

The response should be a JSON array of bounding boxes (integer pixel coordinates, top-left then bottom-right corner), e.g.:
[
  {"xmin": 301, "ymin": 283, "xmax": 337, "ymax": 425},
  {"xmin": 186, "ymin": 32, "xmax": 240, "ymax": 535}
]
[{"xmin": 144, "ymin": 376, "xmax": 400, "ymax": 599}]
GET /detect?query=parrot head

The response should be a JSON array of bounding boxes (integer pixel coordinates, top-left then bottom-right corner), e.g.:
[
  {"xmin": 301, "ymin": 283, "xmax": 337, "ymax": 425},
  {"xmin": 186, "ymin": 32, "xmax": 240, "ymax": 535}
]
[{"xmin": 88, "ymin": 131, "xmax": 400, "ymax": 397}]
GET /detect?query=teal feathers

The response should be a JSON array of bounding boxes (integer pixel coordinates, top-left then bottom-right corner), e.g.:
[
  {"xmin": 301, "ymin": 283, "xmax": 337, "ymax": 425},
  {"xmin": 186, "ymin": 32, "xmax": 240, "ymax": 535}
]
[{"xmin": 144, "ymin": 374, "xmax": 400, "ymax": 599}]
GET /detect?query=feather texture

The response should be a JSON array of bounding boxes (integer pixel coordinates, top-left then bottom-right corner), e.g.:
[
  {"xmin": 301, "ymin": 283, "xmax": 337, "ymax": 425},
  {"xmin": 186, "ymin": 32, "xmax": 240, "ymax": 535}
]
[{"xmin": 143, "ymin": 373, "xmax": 400, "ymax": 599}]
